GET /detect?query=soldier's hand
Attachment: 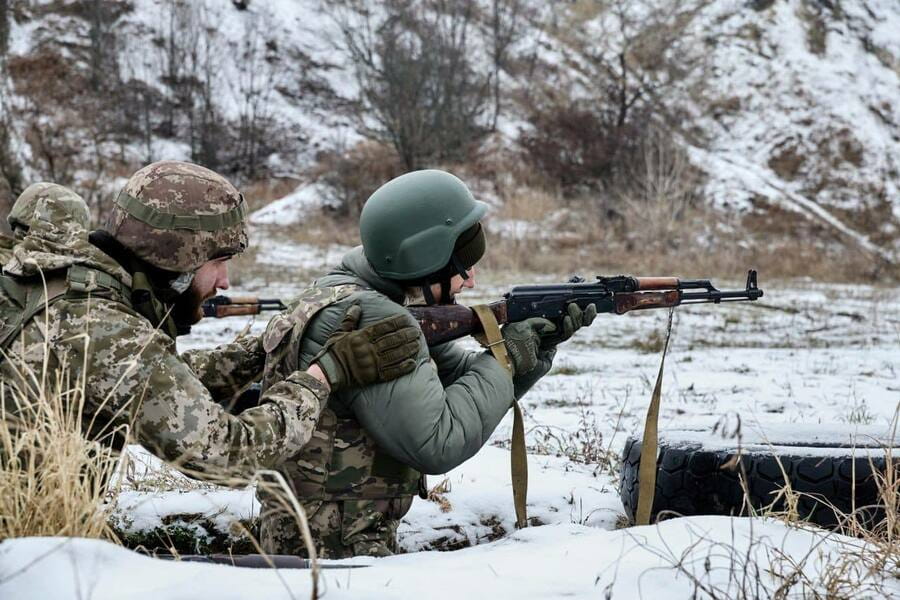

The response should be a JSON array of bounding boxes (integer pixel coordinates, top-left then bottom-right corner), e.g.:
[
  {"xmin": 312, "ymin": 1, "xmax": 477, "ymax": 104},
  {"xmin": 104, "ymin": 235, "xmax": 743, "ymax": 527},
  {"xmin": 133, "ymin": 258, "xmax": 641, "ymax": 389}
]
[
  {"xmin": 539, "ymin": 302, "xmax": 596, "ymax": 350},
  {"xmin": 313, "ymin": 303, "xmax": 421, "ymax": 391},
  {"xmin": 502, "ymin": 317, "xmax": 556, "ymax": 376}
]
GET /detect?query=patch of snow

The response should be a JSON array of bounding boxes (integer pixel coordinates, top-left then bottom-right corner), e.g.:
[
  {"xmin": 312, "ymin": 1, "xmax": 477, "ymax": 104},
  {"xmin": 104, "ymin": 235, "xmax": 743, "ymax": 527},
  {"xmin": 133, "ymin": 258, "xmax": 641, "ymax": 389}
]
[
  {"xmin": 3, "ymin": 516, "xmax": 898, "ymax": 599},
  {"xmin": 249, "ymin": 184, "xmax": 330, "ymax": 226}
]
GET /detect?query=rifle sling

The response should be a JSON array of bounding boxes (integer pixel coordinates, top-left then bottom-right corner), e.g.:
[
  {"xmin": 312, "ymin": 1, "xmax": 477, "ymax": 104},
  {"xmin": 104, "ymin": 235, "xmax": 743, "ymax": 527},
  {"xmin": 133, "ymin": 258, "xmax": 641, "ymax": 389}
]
[
  {"xmin": 472, "ymin": 304, "xmax": 528, "ymax": 529},
  {"xmin": 635, "ymin": 307, "xmax": 675, "ymax": 526}
]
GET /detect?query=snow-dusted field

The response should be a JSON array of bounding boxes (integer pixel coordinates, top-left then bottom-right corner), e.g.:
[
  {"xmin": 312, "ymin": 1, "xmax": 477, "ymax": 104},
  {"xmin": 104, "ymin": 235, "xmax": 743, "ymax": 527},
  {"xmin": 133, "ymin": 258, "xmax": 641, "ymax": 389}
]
[{"xmin": 1, "ymin": 240, "xmax": 898, "ymax": 599}]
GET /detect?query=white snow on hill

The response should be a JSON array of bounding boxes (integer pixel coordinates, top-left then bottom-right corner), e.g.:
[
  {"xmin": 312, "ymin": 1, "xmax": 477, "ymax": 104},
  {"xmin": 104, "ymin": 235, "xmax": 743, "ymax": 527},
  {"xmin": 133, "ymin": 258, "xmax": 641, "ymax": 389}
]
[{"xmin": 4, "ymin": 0, "xmax": 898, "ymax": 239}]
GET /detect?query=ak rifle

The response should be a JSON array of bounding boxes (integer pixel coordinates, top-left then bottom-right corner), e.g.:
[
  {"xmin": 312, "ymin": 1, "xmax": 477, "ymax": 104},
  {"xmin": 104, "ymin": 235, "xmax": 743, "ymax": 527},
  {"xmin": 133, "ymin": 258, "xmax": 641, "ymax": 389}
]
[
  {"xmin": 201, "ymin": 270, "xmax": 764, "ymax": 346},
  {"xmin": 201, "ymin": 295, "xmax": 286, "ymax": 318},
  {"xmin": 408, "ymin": 270, "xmax": 764, "ymax": 346}
]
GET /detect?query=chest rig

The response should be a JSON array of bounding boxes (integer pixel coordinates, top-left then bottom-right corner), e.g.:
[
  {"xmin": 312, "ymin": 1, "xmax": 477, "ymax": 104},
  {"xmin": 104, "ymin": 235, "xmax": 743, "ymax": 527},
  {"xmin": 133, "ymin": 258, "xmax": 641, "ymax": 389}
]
[{"xmin": 260, "ymin": 284, "xmax": 424, "ymax": 502}]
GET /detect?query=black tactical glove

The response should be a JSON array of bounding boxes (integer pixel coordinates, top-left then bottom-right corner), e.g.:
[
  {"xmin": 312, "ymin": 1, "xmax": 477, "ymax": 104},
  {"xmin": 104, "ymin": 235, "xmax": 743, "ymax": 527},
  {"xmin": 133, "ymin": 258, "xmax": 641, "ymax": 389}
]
[
  {"xmin": 539, "ymin": 302, "xmax": 597, "ymax": 350},
  {"xmin": 502, "ymin": 317, "xmax": 556, "ymax": 376},
  {"xmin": 314, "ymin": 304, "xmax": 421, "ymax": 391}
]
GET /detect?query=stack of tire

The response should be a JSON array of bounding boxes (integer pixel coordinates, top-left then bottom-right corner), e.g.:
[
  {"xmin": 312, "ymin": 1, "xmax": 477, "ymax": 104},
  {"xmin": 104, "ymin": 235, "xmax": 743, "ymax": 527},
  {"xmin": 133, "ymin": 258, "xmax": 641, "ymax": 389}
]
[{"xmin": 619, "ymin": 425, "xmax": 898, "ymax": 529}]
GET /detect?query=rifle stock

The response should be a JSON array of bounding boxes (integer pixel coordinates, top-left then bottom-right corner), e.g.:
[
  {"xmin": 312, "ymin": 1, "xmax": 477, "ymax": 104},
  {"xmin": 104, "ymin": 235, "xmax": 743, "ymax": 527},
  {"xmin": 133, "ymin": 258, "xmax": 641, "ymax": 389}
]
[{"xmin": 201, "ymin": 296, "xmax": 286, "ymax": 319}]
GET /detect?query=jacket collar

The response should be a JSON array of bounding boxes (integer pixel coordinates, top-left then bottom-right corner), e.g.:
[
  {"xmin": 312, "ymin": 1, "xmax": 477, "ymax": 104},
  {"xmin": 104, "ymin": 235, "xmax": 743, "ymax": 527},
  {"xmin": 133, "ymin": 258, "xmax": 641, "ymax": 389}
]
[{"xmin": 320, "ymin": 246, "xmax": 407, "ymax": 304}]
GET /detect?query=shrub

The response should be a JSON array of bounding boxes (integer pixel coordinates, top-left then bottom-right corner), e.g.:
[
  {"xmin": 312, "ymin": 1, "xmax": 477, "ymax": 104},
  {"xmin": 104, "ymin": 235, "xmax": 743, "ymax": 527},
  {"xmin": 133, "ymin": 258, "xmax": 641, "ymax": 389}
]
[
  {"xmin": 314, "ymin": 141, "xmax": 405, "ymax": 217},
  {"xmin": 519, "ymin": 93, "xmax": 644, "ymax": 195}
]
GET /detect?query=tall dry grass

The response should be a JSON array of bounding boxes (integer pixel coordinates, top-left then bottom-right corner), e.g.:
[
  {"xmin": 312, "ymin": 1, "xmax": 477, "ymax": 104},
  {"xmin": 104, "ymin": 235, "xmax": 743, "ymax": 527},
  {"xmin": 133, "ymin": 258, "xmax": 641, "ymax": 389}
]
[
  {"xmin": 0, "ymin": 352, "xmax": 127, "ymax": 541},
  {"xmin": 0, "ymin": 334, "xmax": 322, "ymax": 596}
]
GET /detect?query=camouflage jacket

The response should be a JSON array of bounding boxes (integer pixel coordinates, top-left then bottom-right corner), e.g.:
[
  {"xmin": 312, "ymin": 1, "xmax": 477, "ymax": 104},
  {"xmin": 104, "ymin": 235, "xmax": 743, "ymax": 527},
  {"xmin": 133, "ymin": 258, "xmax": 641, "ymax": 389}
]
[
  {"xmin": 0, "ymin": 234, "xmax": 12, "ymax": 267},
  {"xmin": 288, "ymin": 246, "xmax": 516, "ymax": 475},
  {"xmin": 0, "ymin": 211, "xmax": 328, "ymax": 476}
]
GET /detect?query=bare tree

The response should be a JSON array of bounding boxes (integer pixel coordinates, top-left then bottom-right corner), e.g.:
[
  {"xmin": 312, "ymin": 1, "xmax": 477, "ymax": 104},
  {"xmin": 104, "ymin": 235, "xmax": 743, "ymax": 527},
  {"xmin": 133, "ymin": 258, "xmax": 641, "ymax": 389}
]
[
  {"xmin": 231, "ymin": 10, "xmax": 284, "ymax": 180},
  {"xmin": 0, "ymin": 0, "xmax": 10, "ymax": 56},
  {"xmin": 333, "ymin": 0, "xmax": 492, "ymax": 170},
  {"xmin": 520, "ymin": 0, "xmax": 713, "ymax": 195},
  {"xmin": 81, "ymin": 0, "xmax": 123, "ymax": 92},
  {"xmin": 487, "ymin": 0, "xmax": 523, "ymax": 131},
  {"xmin": 585, "ymin": 0, "xmax": 713, "ymax": 132}
]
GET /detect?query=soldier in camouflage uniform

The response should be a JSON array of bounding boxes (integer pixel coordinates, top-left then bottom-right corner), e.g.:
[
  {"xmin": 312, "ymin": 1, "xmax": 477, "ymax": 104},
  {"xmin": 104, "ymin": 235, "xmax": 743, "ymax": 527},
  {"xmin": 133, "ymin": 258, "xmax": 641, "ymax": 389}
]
[
  {"xmin": 0, "ymin": 181, "xmax": 91, "ymax": 270},
  {"xmin": 0, "ymin": 182, "xmax": 90, "ymax": 266},
  {"xmin": 258, "ymin": 170, "xmax": 596, "ymax": 557},
  {"xmin": 0, "ymin": 161, "xmax": 420, "ymax": 477}
]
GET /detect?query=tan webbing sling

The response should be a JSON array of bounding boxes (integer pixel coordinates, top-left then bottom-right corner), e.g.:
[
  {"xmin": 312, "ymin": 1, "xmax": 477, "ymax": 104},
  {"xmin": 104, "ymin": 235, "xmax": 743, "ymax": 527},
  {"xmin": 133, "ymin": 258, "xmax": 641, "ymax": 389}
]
[
  {"xmin": 471, "ymin": 304, "xmax": 528, "ymax": 529},
  {"xmin": 635, "ymin": 307, "xmax": 676, "ymax": 526}
]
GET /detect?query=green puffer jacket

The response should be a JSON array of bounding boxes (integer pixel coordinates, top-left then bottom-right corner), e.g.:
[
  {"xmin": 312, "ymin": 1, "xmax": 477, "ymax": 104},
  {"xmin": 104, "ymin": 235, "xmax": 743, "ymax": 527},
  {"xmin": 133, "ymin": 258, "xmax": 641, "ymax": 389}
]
[{"xmin": 298, "ymin": 247, "xmax": 516, "ymax": 474}]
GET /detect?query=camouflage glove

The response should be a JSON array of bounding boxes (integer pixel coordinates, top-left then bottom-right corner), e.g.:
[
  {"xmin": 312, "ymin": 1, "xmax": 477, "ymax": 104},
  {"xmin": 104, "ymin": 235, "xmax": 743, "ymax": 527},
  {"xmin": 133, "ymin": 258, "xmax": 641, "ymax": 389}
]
[
  {"xmin": 539, "ymin": 302, "xmax": 597, "ymax": 350},
  {"xmin": 313, "ymin": 304, "xmax": 420, "ymax": 391},
  {"xmin": 502, "ymin": 317, "xmax": 556, "ymax": 376}
]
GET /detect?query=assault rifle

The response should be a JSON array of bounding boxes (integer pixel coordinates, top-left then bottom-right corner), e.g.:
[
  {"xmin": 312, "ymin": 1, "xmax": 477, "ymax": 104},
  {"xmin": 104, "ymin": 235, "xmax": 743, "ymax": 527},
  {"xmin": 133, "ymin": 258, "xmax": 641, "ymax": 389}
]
[
  {"xmin": 201, "ymin": 270, "xmax": 763, "ymax": 345},
  {"xmin": 201, "ymin": 295, "xmax": 286, "ymax": 318},
  {"xmin": 407, "ymin": 269, "xmax": 763, "ymax": 345}
]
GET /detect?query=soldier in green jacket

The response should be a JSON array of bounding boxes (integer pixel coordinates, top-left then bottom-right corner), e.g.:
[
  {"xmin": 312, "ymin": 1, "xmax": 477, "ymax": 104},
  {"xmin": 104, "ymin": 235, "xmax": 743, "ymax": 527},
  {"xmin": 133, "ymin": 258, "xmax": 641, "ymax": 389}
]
[
  {"xmin": 0, "ymin": 161, "xmax": 420, "ymax": 477},
  {"xmin": 259, "ymin": 169, "xmax": 595, "ymax": 558}
]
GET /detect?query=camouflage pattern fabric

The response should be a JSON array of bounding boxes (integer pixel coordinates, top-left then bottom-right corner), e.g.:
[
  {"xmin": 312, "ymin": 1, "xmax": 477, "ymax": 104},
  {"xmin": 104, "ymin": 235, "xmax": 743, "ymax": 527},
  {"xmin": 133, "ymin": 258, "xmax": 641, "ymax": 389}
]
[
  {"xmin": 0, "ymin": 234, "xmax": 13, "ymax": 266},
  {"xmin": 260, "ymin": 495, "xmax": 411, "ymax": 558},
  {"xmin": 181, "ymin": 332, "xmax": 268, "ymax": 404},
  {"xmin": 7, "ymin": 182, "xmax": 91, "ymax": 234},
  {"xmin": 257, "ymin": 283, "xmax": 422, "ymax": 559},
  {"xmin": 106, "ymin": 161, "xmax": 248, "ymax": 273},
  {"xmin": 0, "ymin": 195, "xmax": 329, "ymax": 477},
  {"xmin": 3, "ymin": 187, "xmax": 106, "ymax": 278},
  {"xmin": 0, "ymin": 174, "xmax": 13, "ymax": 236}
]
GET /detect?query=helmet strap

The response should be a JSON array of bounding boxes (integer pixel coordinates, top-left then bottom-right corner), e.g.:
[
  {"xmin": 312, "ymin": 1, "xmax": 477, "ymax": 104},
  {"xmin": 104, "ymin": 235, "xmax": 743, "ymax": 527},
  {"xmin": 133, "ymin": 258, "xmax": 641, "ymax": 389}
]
[
  {"xmin": 440, "ymin": 276, "xmax": 453, "ymax": 305},
  {"xmin": 451, "ymin": 253, "xmax": 469, "ymax": 280},
  {"xmin": 421, "ymin": 284, "xmax": 436, "ymax": 305}
]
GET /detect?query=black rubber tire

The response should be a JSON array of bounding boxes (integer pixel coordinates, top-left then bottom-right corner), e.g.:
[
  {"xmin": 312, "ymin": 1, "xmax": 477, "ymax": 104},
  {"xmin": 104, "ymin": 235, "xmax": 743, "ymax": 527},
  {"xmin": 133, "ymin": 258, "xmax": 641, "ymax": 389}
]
[{"xmin": 619, "ymin": 428, "xmax": 897, "ymax": 529}]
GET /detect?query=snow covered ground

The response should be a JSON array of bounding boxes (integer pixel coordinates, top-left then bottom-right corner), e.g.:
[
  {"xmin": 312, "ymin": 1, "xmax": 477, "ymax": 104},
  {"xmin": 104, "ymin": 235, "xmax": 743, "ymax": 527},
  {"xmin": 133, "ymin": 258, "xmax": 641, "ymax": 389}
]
[
  {"xmin": 4, "ymin": 517, "xmax": 899, "ymax": 600},
  {"xmin": 2, "ymin": 235, "xmax": 897, "ymax": 599}
]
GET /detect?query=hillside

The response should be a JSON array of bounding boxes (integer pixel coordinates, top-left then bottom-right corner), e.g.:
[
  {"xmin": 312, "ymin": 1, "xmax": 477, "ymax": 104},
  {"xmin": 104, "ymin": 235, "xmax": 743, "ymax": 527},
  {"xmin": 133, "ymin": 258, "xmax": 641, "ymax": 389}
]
[{"xmin": 1, "ymin": 0, "xmax": 898, "ymax": 271}]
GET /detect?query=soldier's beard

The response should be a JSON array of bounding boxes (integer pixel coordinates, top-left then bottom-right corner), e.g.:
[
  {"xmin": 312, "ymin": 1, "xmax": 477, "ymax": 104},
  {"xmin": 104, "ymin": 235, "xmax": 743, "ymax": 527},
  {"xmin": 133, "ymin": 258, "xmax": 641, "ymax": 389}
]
[{"xmin": 171, "ymin": 285, "xmax": 206, "ymax": 328}]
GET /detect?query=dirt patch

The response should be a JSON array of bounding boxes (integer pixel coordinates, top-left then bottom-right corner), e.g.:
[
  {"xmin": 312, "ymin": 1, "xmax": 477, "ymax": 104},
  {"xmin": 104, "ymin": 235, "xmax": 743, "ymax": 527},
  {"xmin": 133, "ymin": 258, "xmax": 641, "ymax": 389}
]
[{"xmin": 768, "ymin": 139, "xmax": 805, "ymax": 180}]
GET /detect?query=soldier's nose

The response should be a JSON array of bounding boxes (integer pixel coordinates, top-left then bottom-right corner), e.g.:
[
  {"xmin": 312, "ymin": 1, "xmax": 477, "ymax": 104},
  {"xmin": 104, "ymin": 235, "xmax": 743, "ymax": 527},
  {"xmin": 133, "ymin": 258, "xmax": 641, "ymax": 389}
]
[
  {"xmin": 217, "ymin": 264, "xmax": 230, "ymax": 291},
  {"xmin": 464, "ymin": 268, "xmax": 476, "ymax": 288}
]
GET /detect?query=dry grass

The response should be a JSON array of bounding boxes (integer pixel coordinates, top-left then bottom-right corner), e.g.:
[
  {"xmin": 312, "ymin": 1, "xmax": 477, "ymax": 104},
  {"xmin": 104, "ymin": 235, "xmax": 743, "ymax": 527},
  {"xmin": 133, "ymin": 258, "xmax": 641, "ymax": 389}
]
[
  {"xmin": 479, "ymin": 186, "xmax": 897, "ymax": 284},
  {"xmin": 0, "ymin": 309, "xmax": 321, "ymax": 598},
  {"xmin": 0, "ymin": 353, "xmax": 127, "ymax": 541}
]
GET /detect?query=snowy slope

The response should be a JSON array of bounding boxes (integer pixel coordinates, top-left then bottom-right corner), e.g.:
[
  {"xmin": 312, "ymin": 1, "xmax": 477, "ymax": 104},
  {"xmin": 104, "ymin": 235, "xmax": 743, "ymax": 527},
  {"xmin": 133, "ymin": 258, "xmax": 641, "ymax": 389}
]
[{"xmin": 4, "ymin": 0, "xmax": 897, "ymax": 236}]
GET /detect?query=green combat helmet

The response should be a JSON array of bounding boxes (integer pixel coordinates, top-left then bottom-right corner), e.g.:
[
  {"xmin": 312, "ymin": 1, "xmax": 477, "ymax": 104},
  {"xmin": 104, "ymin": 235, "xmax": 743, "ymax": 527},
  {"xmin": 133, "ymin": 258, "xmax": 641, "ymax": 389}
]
[
  {"xmin": 8, "ymin": 182, "xmax": 91, "ymax": 236},
  {"xmin": 360, "ymin": 170, "xmax": 487, "ymax": 304},
  {"xmin": 105, "ymin": 161, "xmax": 248, "ymax": 273}
]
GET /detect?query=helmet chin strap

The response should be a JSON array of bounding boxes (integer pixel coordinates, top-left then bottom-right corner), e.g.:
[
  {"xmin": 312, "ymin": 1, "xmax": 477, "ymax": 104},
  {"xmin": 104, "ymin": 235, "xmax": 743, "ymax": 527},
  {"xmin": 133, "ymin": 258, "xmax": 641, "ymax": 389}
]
[{"xmin": 421, "ymin": 253, "xmax": 470, "ymax": 306}]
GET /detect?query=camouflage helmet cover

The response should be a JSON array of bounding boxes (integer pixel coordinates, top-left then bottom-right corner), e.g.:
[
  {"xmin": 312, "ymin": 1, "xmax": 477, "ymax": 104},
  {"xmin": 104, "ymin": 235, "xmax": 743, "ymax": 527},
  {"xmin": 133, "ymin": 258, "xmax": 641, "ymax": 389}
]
[
  {"xmin": 8, "ymin": 182, "xmax": 91, "ymax": 233},
  {"xmin": 106, "ymin": 161, "xmax": 248, "ymax": 273}
]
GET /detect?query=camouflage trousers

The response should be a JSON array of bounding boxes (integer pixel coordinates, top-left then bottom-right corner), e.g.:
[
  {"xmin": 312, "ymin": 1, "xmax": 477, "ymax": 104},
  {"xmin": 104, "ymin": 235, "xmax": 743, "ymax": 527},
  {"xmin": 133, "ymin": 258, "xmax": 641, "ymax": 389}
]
[{"xmin": 259, "ymin": 496, "xmax": 413, "ymax": 559}]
